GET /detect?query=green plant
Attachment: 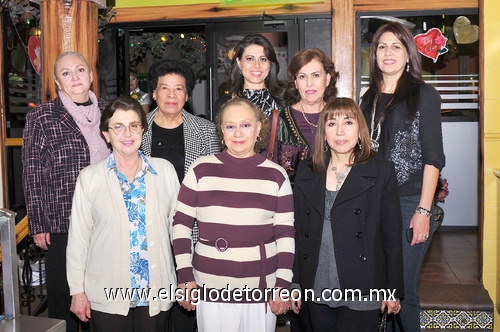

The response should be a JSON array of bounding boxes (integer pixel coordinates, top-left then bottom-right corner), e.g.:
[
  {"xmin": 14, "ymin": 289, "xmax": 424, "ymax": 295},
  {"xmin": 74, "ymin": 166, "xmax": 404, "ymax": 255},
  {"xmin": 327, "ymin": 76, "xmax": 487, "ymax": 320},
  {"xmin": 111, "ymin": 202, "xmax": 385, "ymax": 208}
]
[{"xmin": 129, "ymin": 32, "xmax": 206, "ymax": 82}]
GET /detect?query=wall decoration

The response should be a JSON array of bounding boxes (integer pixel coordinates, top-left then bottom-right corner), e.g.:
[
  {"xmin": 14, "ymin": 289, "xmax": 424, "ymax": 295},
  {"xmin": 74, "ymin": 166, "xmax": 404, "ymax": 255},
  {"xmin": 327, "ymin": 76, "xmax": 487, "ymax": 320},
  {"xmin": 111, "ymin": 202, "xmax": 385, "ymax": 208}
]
[
  {"xmin": 11, "ymin": 43, "xmax": 27, "ymax": 72},
  {"xmin": 414, "ymin": 28, "xmax": 449, "ymax": 63},
  {"xmin": 28, "ymin": 36, "xmax": 41, "ymax": 74},
  {"xmin": 453, "ymin": 16, "xmax": 479, "ymax": 44}
]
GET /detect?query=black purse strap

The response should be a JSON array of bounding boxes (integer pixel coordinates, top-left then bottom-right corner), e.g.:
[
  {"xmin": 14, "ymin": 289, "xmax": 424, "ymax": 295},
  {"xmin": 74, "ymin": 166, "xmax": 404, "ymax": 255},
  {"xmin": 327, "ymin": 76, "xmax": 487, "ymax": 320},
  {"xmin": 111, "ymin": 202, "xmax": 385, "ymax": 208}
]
[{"xmin": 378, "ymin": 309, "xmax": 388, "ymax": 332}]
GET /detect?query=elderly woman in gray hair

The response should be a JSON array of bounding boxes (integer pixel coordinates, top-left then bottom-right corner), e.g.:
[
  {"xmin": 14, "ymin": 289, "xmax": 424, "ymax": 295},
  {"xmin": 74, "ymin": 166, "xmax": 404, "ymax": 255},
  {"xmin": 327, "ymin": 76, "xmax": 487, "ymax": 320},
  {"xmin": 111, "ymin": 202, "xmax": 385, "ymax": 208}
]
[{"xmin": 23, "ymin": 51, "xmax": 110, "ymax": 332}]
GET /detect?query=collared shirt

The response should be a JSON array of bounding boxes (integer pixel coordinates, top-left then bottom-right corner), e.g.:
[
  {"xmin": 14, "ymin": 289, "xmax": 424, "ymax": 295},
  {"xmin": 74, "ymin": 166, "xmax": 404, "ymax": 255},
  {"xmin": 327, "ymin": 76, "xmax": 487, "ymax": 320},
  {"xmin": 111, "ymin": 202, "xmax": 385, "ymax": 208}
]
[{"xmin": 107, "ymin": 151, "xmax": 157, "ymax": 307}]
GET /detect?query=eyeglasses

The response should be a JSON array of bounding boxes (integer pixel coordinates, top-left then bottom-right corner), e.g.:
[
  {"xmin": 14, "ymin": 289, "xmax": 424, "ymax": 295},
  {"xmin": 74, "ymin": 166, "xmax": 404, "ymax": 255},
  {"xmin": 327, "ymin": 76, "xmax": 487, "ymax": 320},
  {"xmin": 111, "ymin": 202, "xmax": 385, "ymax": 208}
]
[{"xmin": 108, "ymin": 123, "xmax": 143, "ymax": 135}]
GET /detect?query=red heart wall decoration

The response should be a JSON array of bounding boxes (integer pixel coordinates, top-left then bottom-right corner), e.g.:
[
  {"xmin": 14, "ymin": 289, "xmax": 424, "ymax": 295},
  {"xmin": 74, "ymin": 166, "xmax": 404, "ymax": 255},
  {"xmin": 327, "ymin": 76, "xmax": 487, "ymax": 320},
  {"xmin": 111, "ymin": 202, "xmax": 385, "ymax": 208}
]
[
  {"xmin": 414, "ymin": 28, "xmax": 449, "ymax": 63},
  {"xmin": 28, "ymin": 36, "xmax": 42, "ymax": 75}
]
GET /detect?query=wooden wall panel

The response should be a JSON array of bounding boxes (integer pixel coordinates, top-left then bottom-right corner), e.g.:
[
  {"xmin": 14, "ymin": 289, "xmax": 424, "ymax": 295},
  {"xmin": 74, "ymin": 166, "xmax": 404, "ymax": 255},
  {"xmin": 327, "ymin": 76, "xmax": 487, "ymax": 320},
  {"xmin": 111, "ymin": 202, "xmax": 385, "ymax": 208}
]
[
  {"xmin": 332, "ymin": 0, "xmax": 355, "ymax": 98},
  {"xmin": 354, "ymin": 0, "xmax": 478, "ymax": 11},
  {"xmin": 113, "ymin": 0, "xmax": 477, "ymax": 24},
  {"xmin": 113, "ymin": 1, "xmax": 331, "ymax": 23},
  {"xmin": 41, "ymin": 0, "xmax": 99, "ymax": 102}
]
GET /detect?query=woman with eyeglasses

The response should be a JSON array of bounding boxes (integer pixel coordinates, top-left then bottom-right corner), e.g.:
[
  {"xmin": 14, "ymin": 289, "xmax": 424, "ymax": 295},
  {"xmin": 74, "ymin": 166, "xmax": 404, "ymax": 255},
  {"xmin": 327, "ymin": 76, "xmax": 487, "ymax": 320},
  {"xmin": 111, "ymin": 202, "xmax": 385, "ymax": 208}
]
[{"xmin": 67, "ymin": 96, "xmax": 180, "ymax": 331}]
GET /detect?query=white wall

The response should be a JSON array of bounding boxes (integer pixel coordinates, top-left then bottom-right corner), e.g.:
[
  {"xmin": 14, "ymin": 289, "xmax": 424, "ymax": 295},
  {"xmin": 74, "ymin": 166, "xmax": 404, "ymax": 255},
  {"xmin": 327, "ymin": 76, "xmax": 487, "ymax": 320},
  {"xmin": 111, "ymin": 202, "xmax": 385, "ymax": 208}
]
[{"xmin": 440, "ymin": 121, "xmax": 479, "ymax": 227}]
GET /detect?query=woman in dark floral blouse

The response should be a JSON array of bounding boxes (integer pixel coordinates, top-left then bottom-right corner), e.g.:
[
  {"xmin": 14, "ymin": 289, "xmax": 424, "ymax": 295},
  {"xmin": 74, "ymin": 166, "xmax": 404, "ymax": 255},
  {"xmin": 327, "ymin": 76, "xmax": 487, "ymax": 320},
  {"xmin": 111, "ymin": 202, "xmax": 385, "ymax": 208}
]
[{"xmin": 274, "ymin": 48, "xmax": 339, "ymax": 184}]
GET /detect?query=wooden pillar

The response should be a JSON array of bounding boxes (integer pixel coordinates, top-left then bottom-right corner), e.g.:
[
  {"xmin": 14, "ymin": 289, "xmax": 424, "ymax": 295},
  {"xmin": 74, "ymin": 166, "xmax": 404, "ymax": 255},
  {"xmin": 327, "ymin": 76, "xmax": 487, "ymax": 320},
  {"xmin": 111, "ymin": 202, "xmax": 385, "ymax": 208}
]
[
  {"xmin": 40, "ymin": 0, "xmax": 99, "ymax": 102},
  {"xmin": 332, "ymin": 0, "xmax": 355, "ymax": 98}
]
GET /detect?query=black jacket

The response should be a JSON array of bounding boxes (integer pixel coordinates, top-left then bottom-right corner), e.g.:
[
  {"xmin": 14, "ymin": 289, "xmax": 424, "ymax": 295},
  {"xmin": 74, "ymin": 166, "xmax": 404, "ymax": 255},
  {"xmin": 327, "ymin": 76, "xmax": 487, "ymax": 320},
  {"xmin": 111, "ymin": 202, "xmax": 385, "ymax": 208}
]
[{"xmin": 293, "ymin": 154, "xmax": 404, "ymax": 299}]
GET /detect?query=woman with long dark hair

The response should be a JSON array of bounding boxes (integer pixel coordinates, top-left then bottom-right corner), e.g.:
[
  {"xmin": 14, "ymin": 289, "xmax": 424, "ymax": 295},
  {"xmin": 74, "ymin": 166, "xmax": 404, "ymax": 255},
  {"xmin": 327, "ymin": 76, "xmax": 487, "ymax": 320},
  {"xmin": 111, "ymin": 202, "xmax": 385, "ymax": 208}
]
[
  {"xmin": 360, "ymin": 22, "xmax": 446, "ymax": 331},
  {"xmin": 213, "ymin": 34, "xmax": 285, "ymax": 118}
]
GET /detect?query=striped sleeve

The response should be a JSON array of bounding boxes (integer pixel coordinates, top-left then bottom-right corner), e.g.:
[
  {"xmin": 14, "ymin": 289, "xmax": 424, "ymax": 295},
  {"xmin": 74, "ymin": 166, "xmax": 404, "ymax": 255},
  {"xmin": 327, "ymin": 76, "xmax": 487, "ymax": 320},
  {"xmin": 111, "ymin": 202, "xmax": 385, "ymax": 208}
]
[
  {"xmin": 270, "ymin": 164, "xmax": 295, "ymax": 288},
  {"xmin": 172, "ymin": 162, "xmax": 199, "ymax": 284}
]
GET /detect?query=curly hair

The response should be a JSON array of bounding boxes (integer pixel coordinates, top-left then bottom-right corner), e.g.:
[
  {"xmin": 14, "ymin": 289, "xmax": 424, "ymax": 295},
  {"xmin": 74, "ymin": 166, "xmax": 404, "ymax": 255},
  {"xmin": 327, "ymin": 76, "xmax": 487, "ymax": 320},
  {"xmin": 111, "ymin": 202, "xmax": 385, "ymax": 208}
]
[
  {"xmin": 147, "ymin": 59, "xmax": 196, "ymax": 97},
  {"xmin": 215, "ymin": 98, "xmax": 270, "ymax": 153},
  {"xmin": 285, "ymin": 48, "xmax": 339, "ymax": 105}
]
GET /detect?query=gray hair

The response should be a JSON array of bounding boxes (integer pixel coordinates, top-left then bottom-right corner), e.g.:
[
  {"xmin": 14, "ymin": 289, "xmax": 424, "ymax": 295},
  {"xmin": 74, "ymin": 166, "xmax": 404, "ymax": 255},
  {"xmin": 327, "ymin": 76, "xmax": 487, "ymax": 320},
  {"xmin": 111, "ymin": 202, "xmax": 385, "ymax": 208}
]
[{"xmin": 53, "ymin": 51, "xmax": 90, "ymax": 78}]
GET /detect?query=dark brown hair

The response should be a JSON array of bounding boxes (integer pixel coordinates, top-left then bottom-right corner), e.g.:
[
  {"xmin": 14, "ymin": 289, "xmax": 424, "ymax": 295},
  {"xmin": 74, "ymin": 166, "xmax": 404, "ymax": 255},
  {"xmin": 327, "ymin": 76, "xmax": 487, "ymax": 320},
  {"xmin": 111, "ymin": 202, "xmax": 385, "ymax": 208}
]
[
  {"xmin": 362, "ymin": 22, "xmax": 425, "ymax": 122},
  {"xmin": 285, "ymin": 48, "xmax": 339, "ymax": 105},
  {"xmin": 223, "ymin": 34, "xmax": 285, "ymax": 107},
  {"xmin": 312, "ymin": 98, "xmax": 373, "ymax": 174},
  {"xmin": 100, "ymin": 96, "xmax": 148, "ymax": 133}
]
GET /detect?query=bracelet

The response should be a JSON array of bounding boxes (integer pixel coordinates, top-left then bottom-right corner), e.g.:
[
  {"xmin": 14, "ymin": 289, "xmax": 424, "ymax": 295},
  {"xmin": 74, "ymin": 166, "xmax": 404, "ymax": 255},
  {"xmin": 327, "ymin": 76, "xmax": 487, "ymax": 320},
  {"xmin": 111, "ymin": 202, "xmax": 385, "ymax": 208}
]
[{"xmin": 415, "ymin": 206, "xmax": 432, "ymax": 218}]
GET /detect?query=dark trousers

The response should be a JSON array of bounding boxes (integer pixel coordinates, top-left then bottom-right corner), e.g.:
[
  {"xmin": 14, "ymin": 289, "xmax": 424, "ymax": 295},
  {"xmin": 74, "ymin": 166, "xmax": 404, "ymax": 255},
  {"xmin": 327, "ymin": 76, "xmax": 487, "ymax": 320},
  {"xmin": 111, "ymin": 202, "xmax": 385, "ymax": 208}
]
[
  {"xmin": 91, "ymin": 307, "xmax": 170, "ymax": 332},
  {"xmin": 171, "ymin": 302, "xmax": 197, "ymax": 332},
  {"xmin": 45, "ymin": 233, "xmax": 81, "ymax": 332},
  {"xmin": 289, "ymin": 300, "xmax": 313, "ymax": 332},
  {"xmin": 307, "ymin": 302, "xmax": 380, "ymax": 332}
]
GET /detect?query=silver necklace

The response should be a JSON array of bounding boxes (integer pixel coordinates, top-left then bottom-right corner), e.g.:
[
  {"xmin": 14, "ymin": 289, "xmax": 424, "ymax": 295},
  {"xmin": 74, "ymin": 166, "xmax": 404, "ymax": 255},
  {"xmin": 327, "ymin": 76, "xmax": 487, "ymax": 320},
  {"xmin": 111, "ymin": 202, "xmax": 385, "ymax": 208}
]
[
  {"xmin": 331, "ymin": 163, "xmax": 352, "ymax": 191},
  {"xmin": 370, "ymin": 95, "xmax": 381, "ymax": 151}
]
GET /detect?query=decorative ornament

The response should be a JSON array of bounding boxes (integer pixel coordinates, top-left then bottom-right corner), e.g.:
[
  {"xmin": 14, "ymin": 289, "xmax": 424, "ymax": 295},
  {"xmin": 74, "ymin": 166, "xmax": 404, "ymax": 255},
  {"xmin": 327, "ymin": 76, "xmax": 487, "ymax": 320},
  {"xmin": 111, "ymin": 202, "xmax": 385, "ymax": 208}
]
[
  {"xmin": 28, "ymin": 36, "xmax": 41, "ymax": 75},
  {"xmin": 453, "ymin": 16, "xmax": 479, "ymax": 44},
  {"xmin": 11, "ymin": 43, "xmax": 27, "ymax": 73},
  {"xmin": 414, "ymin": 28, "xmax": 449, "ymax": 63}
]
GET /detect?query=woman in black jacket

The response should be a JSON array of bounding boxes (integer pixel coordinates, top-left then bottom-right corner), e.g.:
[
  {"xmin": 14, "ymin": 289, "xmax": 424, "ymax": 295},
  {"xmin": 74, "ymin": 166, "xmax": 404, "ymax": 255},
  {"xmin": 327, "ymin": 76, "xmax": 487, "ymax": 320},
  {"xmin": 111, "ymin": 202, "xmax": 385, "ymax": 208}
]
[{"xmin": 291, "ymin": 98, "xmax": 403, "ymax": 331}]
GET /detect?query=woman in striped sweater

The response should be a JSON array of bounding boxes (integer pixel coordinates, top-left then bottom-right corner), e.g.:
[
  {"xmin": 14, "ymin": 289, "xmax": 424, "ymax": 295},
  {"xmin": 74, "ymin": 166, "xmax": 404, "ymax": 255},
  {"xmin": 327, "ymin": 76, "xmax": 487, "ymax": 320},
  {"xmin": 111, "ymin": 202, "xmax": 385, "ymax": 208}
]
[{"xmin": 172, "ymin": 98, "xmax": 295, "ymax": 332}]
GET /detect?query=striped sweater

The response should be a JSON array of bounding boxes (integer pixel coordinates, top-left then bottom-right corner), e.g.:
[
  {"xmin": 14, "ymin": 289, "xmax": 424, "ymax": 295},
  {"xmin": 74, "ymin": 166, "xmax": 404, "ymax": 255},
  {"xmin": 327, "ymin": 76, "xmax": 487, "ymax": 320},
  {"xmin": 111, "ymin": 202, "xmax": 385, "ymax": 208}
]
[{"xmin": 172, "ymin": 150, "xmax": 295, "ymax": 302}]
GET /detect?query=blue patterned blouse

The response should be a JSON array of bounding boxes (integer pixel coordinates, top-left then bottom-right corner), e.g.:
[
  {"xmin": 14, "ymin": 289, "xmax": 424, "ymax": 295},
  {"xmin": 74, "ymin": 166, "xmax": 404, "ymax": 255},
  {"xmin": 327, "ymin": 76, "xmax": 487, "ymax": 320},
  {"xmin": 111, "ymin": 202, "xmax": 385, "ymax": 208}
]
[{"xmin": 107, "ymin": 151, "xmax": 157, "ymax": 307}]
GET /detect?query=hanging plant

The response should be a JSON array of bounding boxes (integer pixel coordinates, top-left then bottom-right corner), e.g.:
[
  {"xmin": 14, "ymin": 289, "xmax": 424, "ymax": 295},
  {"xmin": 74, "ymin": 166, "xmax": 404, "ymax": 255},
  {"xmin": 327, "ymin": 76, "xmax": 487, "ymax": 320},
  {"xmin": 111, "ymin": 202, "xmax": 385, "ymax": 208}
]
[{"xmin": 129, "ymin": 32, "xmax": 206, "ymax": 82}]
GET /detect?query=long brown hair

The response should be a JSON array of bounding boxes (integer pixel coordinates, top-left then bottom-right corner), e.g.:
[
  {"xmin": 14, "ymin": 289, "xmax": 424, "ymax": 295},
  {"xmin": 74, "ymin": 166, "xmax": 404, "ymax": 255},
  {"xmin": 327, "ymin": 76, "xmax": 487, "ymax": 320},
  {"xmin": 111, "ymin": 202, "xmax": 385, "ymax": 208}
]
[{"xmin": 312, "ymin": 98, "xmax": 373, "ymax": 174}]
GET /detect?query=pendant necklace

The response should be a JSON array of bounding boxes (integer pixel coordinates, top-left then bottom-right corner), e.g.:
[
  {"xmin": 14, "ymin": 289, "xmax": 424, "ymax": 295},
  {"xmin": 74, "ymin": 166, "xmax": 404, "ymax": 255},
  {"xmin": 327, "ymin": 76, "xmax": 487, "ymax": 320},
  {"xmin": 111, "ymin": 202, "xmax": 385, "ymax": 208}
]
[
  {"xmin": 82, "ymin": 106, "xmax": 92, "ymax": 123},
  {"xmin": 331, "ymin": 162, "xmax": 352, "ymax": 191},
  {"xmin": 299, "ymin": 103, "xmax": 322, "ymax": 134},
  {"xmin": 370, "ymin": 95, "xmax": 382, "ymax": 151},
  {"xmin": 300, "ymin": 104, "xmax": 318, "ymax": 127}
]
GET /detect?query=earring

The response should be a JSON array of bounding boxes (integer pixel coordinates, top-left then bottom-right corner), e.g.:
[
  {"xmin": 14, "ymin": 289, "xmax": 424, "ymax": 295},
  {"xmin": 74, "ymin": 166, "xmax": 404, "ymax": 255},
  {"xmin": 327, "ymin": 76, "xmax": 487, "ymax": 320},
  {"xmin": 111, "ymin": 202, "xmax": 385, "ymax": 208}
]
[
  {"xmin": 406, "ymin": 61, "xmax": 410, "ymax": 72},
  {"xmin": 239, "ymin": 70, "xmax": 242, "ymax": 75},
  {"xmin": 358, "ymin": 138, "xmax": 362, "ymax": 151},
  {"xmin": 324, "ymin": 142, "xmax": 329, "ymax": 152},
  {"xmin": 256, "ymin": 136, "xmax": 262, "ymax": 142},
  {"xmin": 221, "ymin": 139, "xmax": 225, "ymax": 146}
]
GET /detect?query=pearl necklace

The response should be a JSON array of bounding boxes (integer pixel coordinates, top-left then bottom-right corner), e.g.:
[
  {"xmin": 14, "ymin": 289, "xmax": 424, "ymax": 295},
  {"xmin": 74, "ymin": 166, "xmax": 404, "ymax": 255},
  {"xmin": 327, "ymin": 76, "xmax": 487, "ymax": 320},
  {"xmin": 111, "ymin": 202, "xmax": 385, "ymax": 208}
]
[
  {"xmin": 370, "ymin": 95, "xmax": 382, "ymax": 151},
  {"xmin": 330, "ymin": 162, "xmax": 352, "ymax": 191}
]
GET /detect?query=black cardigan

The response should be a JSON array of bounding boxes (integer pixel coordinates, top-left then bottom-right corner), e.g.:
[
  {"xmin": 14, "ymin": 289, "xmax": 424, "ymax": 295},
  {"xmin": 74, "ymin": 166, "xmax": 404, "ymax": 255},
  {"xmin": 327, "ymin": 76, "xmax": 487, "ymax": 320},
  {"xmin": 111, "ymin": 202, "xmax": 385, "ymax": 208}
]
[{"xmin": 361, "ymin": 84, "xmax": 446, "ymax": 196}]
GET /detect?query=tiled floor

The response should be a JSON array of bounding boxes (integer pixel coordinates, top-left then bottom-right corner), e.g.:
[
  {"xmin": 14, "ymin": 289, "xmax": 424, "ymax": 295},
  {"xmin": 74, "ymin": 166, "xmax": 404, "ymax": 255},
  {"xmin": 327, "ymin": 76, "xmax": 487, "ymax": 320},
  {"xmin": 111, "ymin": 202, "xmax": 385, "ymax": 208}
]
[
  {"xmin": 420, "ymin": 228, "xmax": 479, "ymax": 285},
  {"xmin": 277, "ymin": 228, "xmax": 481, "ymax": 331}
]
